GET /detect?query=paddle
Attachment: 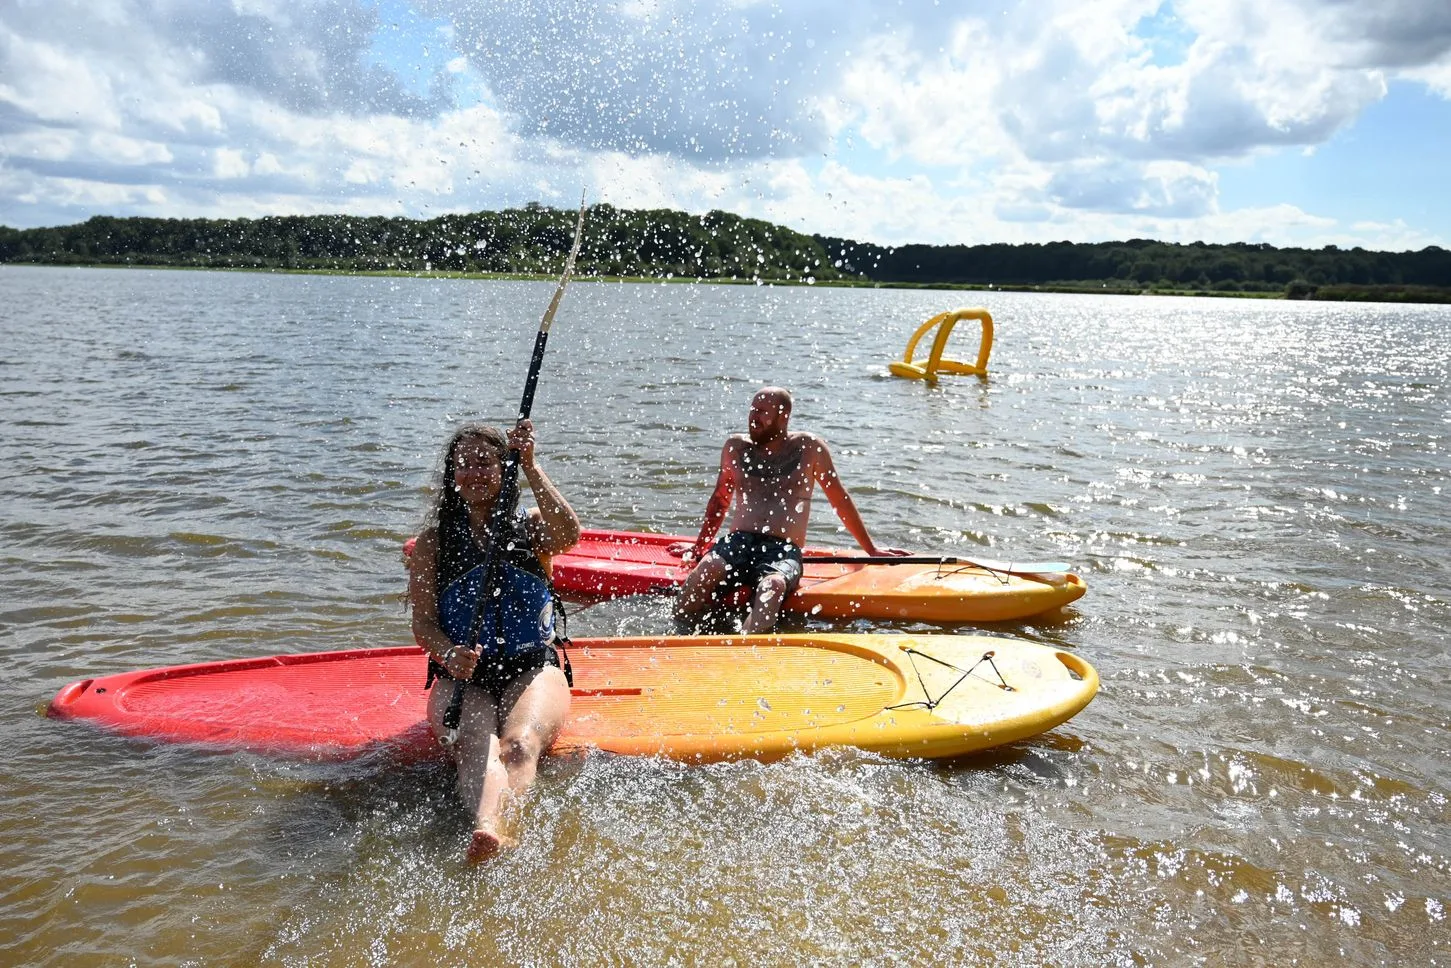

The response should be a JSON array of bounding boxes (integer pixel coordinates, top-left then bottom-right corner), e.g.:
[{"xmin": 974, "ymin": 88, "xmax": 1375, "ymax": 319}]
[
  {"xmin": 441, "ymin": 197, "xmax": 588, "ymax": 745},
  {"xmin": 801, "ymin": 554, "xmax": 1072, "ymax": 576},
  {"xmin": 663, "ymin": 541, "xmax": 1069, "ymax": 577}
]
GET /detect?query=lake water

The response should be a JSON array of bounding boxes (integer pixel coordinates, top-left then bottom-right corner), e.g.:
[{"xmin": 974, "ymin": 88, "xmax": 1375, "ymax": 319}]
[{"xmin": 2, "ymin": 264, "xmax": 1448, "ymax": 965}]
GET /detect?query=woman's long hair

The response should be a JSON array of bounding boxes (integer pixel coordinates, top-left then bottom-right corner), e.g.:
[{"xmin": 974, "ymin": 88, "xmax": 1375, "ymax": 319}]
[{"xmin": 419, "ymin": 422, "xmax": 527, "ymax": 588}]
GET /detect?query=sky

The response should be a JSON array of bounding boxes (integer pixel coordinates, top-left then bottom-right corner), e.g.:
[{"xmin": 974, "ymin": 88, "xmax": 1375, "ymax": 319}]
[{"xmin": 2, "ymin": 0, "xmax": 1450, "ymax": 250}]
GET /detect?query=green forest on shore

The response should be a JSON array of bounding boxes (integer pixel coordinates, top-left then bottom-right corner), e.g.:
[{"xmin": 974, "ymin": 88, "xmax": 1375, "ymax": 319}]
[{"xmin": 3, "ymin": 203, "xmax": 1449, "ymax": 303}]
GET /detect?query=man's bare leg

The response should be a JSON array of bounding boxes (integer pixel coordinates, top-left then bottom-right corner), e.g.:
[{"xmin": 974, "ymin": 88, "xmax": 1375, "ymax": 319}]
[
  {"xmin": 675, "ymin": 553, "xmax": 731, "ymax": 620},
  {"xmin": 743, "ymin": 572, "xmax": 788, "ymax": 633}
]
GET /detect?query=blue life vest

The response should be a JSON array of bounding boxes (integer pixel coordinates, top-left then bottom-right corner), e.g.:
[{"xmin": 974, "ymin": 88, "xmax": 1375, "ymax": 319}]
[{"xmin": 436, "ymin": 512, "xmax": 554, "ymax": 658}]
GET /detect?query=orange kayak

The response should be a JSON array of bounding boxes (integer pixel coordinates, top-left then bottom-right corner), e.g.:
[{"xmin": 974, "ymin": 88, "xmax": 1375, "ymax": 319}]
[
  {"xmin": 48, "ymin": 634, "xmax": 1099, "ymax": 763},
  {"xmin": 552, "ymin": 529, "xmax": 1087, "ymax": 622}
]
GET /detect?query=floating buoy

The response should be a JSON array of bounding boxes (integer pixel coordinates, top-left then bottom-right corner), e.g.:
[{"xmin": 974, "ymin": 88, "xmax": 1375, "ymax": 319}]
[{"xmin": 888, "ymin": 308, "xmax": 993, "ymax": 383}]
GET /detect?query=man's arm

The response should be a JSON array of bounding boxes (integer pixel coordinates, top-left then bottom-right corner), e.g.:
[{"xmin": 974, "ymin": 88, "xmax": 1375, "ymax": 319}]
[
  {"xmin": 689, "ymin": 444, "xmax": 738, "ymax": 557},
  {"xmin": 813, "ymin": 439, "xmax": 907, "ymax": 557},
  {"xmin": 670, "ymin": 443, "xmax": 737, "ymax": 562}
]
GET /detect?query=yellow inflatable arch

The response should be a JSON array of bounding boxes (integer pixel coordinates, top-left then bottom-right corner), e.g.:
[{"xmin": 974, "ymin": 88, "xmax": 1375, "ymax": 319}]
[{"xmin": 888, "ymin": 308, "xmax": 993, "ymax": 383}]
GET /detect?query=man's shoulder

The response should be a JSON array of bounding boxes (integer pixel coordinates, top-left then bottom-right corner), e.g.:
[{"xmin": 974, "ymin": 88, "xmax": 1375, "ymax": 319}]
[
  {"xmin": 719, "ymin": 434, "xmax": 751, "ymax": 471},
  {"xmin": 789, "ymin": 430, "xmax": 828, "ymax": 451}
]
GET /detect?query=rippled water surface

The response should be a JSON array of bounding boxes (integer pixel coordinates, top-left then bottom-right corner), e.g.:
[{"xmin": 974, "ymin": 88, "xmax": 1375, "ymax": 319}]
[{"xmin": 2, "ymin": 265, "xmax": 1448, "ymax": 965}]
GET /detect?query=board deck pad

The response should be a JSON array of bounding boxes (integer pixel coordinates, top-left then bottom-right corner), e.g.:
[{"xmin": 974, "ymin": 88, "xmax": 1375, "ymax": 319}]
[
  {"xmin": 49, "ymin": 634, "xmax": 1099, "ymax": 763},
  {"xmin": 553, "ymin": 529, "xmax": 1087, "ymax": 623}
]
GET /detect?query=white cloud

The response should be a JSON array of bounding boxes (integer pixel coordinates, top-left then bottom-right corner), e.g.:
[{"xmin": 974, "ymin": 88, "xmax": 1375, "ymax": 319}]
[
  {"xmin": 763, "ymin": 162, "xmax": 964, "ymax": 244},
  {"xmin": 1, "ymin": 129, "xmax": 80, "ymax": 163},
  {"xmin": 1401, "ymin": 57, "xmax": 1451, "ymax": 97},
  {"xmin": 0, "ymin": 169, "xmax": 169, "ymax": 210},
  {"xmin": 835, "ymin": 25, "xmax": 1007, "ymax": 169},
  {"xmin": 85, "ymin": 132, "xmax": 173, "ymax": 166},
  {"xmin": 1047, "ymin": 160, "xmax": 1219, "ymax": 218},
  {"xmin": 992, "ymin": 0, "xmax": 1389, "ymax": 165},
  {"xmin": 213, "ymin": 148, "xmax": 250, "ymax": 179},
  {"xmin": 0, "ymin": 26, "xmax": 120, "ymax": 130},
  {"xmin": 342, "ymin": 160, "xmax": 378, "ymax": 185}
]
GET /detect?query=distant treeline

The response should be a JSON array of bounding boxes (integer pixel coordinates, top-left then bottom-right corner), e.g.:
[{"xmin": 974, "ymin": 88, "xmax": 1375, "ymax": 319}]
[
  {"xmin": 3, "ymin": 203, "xmax": 1449, "ymax": 301},
  {"xmin": 0, "ymin": 205, "xmax": 843, "ymax": 284},
  {"xmin": 815, "ymin": 236, "xmax": 1451, "ymax": 301}
]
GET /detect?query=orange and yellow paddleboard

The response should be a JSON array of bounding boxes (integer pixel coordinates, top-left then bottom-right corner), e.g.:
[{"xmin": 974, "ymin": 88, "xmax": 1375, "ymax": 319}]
[
  {"xmin": 49, "ymin": 634, "xmax": 1098, "ymax": 763},
  {"xmin": 553, "ymin": 529, "xmax": 1087, "ymax": 623}
]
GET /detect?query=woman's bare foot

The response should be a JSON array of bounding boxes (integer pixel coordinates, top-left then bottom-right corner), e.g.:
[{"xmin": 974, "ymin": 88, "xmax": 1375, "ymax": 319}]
[{"xmin": 466, "ymin": 827, "xmax": 515, "ymax": 863}]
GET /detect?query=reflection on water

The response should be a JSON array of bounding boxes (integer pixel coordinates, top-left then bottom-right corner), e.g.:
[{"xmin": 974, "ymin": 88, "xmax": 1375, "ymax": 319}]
[{"xmin": 1, "ymin": 266, "xmax": 1448, "ymax": 965}]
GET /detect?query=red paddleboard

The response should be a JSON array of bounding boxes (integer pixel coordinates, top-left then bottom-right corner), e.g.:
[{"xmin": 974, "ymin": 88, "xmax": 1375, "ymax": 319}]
[
  {"xmin": 47, "ymin": 634, "xmax": 1100, "ymax": 763},
  {"xmin": 551, "ymin": 529, "xmax": 1086, "ymax": 623}
]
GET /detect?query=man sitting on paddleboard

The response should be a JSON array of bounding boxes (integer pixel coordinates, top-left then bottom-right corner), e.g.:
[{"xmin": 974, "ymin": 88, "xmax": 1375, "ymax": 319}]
[
  {"xmin": 407, "ymin": 420, "xmax": 580, "ymax": 861},
  {"xmin": 670, "ymin": 386, "xmax": 907, "ymax": 633}
]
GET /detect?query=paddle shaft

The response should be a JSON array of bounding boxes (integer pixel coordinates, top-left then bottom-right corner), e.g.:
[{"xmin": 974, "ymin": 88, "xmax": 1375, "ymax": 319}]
[
  {"xmin": 442, "ymin": 200, "xmax": 586, "ymax": 739},
  {"xmin": 802, "ymin": 554, "xmax": 1069, "ymax": 574}
]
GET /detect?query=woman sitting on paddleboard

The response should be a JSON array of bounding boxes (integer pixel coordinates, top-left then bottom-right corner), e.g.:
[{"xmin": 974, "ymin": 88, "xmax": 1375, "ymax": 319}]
[{"xmin": 407, "ymin": 419, "xmax": 580, "ymax": 861}]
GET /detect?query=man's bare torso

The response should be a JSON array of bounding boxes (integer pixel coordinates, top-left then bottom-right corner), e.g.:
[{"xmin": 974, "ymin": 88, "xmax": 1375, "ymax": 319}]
[{"xmin": 723, "ymin": 431, "xmax": 823, "ymax": 546}]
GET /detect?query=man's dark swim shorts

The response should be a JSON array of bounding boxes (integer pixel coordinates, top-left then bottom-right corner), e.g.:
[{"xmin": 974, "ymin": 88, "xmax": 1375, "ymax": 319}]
[{"xmin": 710, "ymin": 530, "xmax": 804, "ymax": 594}]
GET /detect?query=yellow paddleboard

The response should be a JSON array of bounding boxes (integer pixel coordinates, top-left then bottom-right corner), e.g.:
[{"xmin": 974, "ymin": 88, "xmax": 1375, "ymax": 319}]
[
  {"xmin": 561, "ymin": 633, "xmax": 1099, "ymax": 761},
  {"xmin": 789, "ymin": 562, "xmax": 1086, "ymax": 623},
  {"xmin": 553, "ymin": 529, "xmax": 1087, "ymax": 623}
]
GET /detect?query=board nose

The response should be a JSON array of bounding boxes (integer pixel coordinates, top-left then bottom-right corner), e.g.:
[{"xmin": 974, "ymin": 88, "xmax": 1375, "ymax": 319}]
[{"xmin": 47, "ymin": 678, "xmax": 95, "ymax": 717}]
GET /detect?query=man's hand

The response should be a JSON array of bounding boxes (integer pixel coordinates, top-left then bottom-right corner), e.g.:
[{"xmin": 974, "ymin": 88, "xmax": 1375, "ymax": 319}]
[
  {"xmin": 868, "ymin": 546, "xmax": 912, "ymax": 557},
  {"xmin": 664, "ymin": 536, "xmax": 710, "ymax": 568}
]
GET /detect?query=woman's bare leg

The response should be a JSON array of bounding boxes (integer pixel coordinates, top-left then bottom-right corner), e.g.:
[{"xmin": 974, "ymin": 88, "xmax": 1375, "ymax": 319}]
[
  {"xmin": 496, "ymin": 664, "xmax": 572, "ymax": 804},
  {"xmin": 427, "ymin": 682, "xmax": 511, "ymax": 860}
]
